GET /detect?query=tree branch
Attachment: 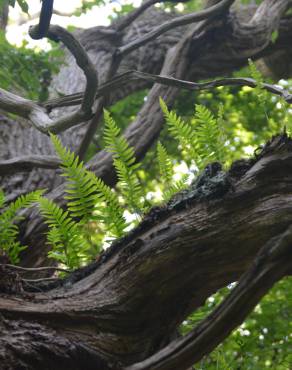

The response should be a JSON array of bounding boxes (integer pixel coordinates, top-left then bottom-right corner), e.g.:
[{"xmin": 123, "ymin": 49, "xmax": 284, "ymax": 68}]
[
  {"xmin": 116, "ymin": 0, "xmax": 235, "ymax": 57},
  {"xmin": 0, "ymin": 25, "xmax": 98, "ymax": 134},
  {"xmin": 126, "ymin": 226, "xmax": 292, "ymax": 370}
]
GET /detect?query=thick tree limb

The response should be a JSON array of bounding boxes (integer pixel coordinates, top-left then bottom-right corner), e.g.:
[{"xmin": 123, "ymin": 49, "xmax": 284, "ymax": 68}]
[
  {"xmin": 0, "ymin": 135, "xmax": 292, "ymax": 369},
  {"xmin": 126, "ymin": 225, "xmax": 292, "ymax": 370},
  {"xmin": 117, "ymin": 0, "xmax": 235, "ymax": 56}
]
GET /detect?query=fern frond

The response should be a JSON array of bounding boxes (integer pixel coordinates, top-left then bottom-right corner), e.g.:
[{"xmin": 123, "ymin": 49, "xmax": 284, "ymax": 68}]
[
  {"xmin": 50, "ymin": 133, "xmax": 98, "ymax": 222},
  {"xmin": 0, "ymin": 189, "xmax": 43, "ymax": 263},
  {"xmin": 248, "ymin": 59, "xmax": 267, "ymax": 107},
  {"xmin": 38, "ymin": 197, "xmax": 90, "ymax": 268},
  {"xmin": 50, "ymin": 133, "xmax": 127, "ymax": 238},
  {"xmin": 193, "ymin": 104, "xmax": 225, "ymax": 169},
  {"xmin": 92, "ymin": 175, "xmax": 127, "ymax": 238},
  {"xmin": 157, "ymin": 141, "xmax": 173, "ymax": 184},
  {"xmin": 163, "ymin": 174, "xmax": 189, "ymax": 201},
  {"xmin": 103, "ymin": 110, "xmax": 144, "ymax": 213},
  {"xmin": 0, "ymin": 188, "xmax": 5, "ymax": 209},
  {"xmin": 160, "ymin": 98, "xmax": 197, "ymax": 159}
]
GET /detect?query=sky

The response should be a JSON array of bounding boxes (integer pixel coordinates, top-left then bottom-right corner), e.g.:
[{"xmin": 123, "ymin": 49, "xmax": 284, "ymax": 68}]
[{"xmin": 6, "ymin": 0, "xmax": 140, "ymax": 47}]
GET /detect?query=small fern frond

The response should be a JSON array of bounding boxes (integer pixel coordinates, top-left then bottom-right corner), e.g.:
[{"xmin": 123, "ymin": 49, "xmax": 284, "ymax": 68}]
[
  {"xmin": 92, "ymin": 175, "xmax": 127, "ymax": 238},
  {"xmin": 160, "ymin": 98, "xmax": 197, "ymax": 159},
  {"xmin": 50, "ymin": 133, "xmax": 127, "ymax": 238},
  {"xmin": 193, "ymin": 104, "xmax": 225, "ymax": 169},
  {"xmin": 0, "ymin": 188, "xmax": 5, "ymax": 209},
  {"xmin": 157, "ymin": 141, "xmax": 173, "ymax": 184},
  {"xmin": 248, "ymin": 59, "xmax": 267, "ymax": 107},
  {"xmin": 163, "ymin": 174, "xmax": 189, "ymax": 201},
  {"xmin": 50, "ymin": 133, "xmax": 98, "ymax": 221},
  {"xmin": 103, "ymin": 110, "xmax": 144, "ymax": 213},
  {"xmin": 38, "ymin": 197, "xmax": 90, "ymax": 268},
  {"xmin": 0, "ymin": 190, "xmax": 43, "ymax": 263}
]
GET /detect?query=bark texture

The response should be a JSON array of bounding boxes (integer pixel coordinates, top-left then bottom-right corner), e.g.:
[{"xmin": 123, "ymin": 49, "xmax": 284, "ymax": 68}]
[
  {"xmin": 1, "ymin": 1, "xmax": 292, "ymax": 368},
  {"xmin": 0, "ymin": 135, "xmax": 292, "ymax": 369}
]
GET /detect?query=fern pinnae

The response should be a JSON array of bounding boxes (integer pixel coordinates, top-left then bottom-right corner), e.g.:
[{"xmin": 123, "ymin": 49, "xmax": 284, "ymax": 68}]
[
  {"xmin": 38, "ymin": 197, "xmax": 89, "ymax": 268},
  {"xmin": 157, "ymin": 141, "xmax": 173, "ymax": 185},
  {"xmin": 103, "ymin": 110, "xmax": 144, "ymax": 214},
  {"xmin": 193, "ymin": 104, "xmax": 225, "ymax": 169},
  {"xmin": 160, "ymin": 98, "xmax": 197, "ymax": 160},
  {"xmin": 50, "ymin": 133, "xmax": 101, "ymax": 222},
  {"xmin": 0, "ymin": 189, "xmax": 43, "ymax": 263}
]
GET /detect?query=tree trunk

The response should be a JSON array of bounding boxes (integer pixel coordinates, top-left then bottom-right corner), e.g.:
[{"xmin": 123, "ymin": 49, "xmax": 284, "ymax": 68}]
[
  {"xmin": 0, "ymin": 134, "xmax": 292, "ymax": 369},
  {"xmin": 1, "ymin": 0, "xmax": 292, "ymax": 268}
]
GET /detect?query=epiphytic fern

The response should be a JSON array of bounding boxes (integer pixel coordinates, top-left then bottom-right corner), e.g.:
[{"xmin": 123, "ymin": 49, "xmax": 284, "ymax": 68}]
[
  {"xmin": 38, "ymin": 197, "xmax": 89, "ymax": 269},
  {"xmin": 50, "ymin": 133, "xmax": 126, "ymax": 238},
  {"xmin": 157, "ymin": 142, "xmax": 188, "ymax": 201},
  {"xmin": 103, "ymin": 110, "xmax": 144, "ymax": 214},
  {"xmin": 0, "ymin": 189, "xmax": 43, "ymax": 263}
]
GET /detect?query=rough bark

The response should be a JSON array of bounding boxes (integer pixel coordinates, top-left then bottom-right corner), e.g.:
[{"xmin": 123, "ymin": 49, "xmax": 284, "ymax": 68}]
[
  {"xmin": 0, "ymin": 134, "xmax": 292, "ymax": 370},
  {"xmin": 0, "ymin": 0, "xmax": 291, "ymax": 269}
]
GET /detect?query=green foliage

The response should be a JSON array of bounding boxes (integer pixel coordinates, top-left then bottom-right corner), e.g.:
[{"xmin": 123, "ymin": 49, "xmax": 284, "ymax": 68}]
[
  {"xmin": 248, "ymin": 59, "xmax": 268, "ymax": 109},
  {"xmin": 181, "ymin": 278, "xmax": 292, "ymax": 369},
  {"xmin": 0, "ymin": 189, "xmax": 43, "ymax": 263},
  {"xmin": 0, "ymin": 31, "xmax": 63, "ymax": 101},
  {"xmin": 38, "ymin": 197, "xmax": 89, "ymax": 269},
  {"xmin": 103, "ymin": 110, "xmax": 145, "ymax": 214},
  {"xmin": 4, "ymin": 0, "xmax": 28, "ymax": 13},
  {"xmin": 160, "ymin": 97, "xmax": 227, "ymax": 171},
  {"xmin": 157, "ymin": 142, "xmax": 188, "ymax": 201},
  {"xmin": 50, "ymin": 133, "xmax": 127, "ymax": 238}
]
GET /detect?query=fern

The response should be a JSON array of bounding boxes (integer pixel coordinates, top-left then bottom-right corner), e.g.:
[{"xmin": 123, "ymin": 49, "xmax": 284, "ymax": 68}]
[
  {"xmin": 103, "ymin": 110, "xmax": 144, "ymax": 214},
  {"xmin": 50, "ymin": 133, "xmax": 126, "ymax": 238},
  {"xmin": 248, "ymin": 59, "xmax": 268, "ymax": 108},
  {"xmin": 50, "ymin": 133, "xmax": 98, "ymax": 222},
  {"xmin": 0, "ymin": 190, "xmax": 43, "ymax": 263},
  {"xmin": 163, "ymin": 174, "xmax": 189, "ymax": 202},
  {"xmin": 0, "ymin": 188, "xmax": 5, "ymax": 209},
  {"xmin": 38, "ymin": 197, "xmax": 90, "ymax": 268},
  {"xmin": 160, "ymin": 98, "xmax": 197, "ymax": 160},
  {"xmin": 157, "ymin": 141, "xmax": 173, "ymax": 184},
  {"xmin": 193, "ymin": 104, "xmax": 226, "ymax": 169}
]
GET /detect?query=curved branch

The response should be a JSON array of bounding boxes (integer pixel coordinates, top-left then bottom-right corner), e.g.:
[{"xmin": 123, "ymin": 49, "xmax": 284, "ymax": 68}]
[
  {"xmin": 45, "ymin": 71, "xmax": 292, "ymax": 110},
  {"xmin": 29, "ymin": 0, "xmax": 54, "ymax": 40},
  {"xmin": 126, "ymin": 226, "xmax": 292, "ymax": 370},
  {"xmin": 0, "ymin": 155, "xmax": 60, "ymax": 175},
  {"xmin": 0, "ymin": 25, "xmax": 98, "ymax": 134},
  {"xmin": 116, "ymin": 0, "xmax": 235, "ymax": 57}
]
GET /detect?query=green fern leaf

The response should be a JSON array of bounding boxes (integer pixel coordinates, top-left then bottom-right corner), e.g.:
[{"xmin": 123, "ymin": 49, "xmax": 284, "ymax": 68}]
[
  {"xmin": 38, "ymin": 197, "xmax": 90, "ymax": 268},
  {"xmin": 50, "ymin": 133, "xmax": 126, "ymax": 238},
  {"xmin": 103, "ymin": 110, "xmax": 144, "ymax": 214},
  {"xmin": 0, "ymin": 189, "xmax": 43, "ymax": 263},
  {"xmin": 160, "ymin": 98, "xmax": 197, "ymax": 160}
]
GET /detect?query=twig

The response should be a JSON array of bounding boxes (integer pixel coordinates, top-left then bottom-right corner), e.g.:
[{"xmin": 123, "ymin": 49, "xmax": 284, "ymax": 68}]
[
  {"xmin": 0, "ymin": 264, "xmax": 72, "ymax": 274},
  {"xmin": 45, "ymin": 70, "xmax": 292, "ymax": 109},
  {"xmin": 115, "ymin": 0, "xmax": 160, "ymax": 32}
]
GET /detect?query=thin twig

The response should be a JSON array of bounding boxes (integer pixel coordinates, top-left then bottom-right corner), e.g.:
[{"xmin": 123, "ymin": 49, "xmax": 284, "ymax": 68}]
[
  {"xmin": 0, "ymin": 264, "xmax": 72, "ymax": 274},
  {"xmin": 45, "ymin": 70, "xmax": 292, "ymax": 109}
]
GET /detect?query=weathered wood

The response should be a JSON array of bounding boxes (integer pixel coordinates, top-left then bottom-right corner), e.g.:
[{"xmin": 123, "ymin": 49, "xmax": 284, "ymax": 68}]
[{"xmin": 0, "ymin": 135, "xmax": 292, "ymax": 369}]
